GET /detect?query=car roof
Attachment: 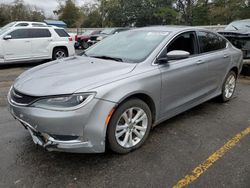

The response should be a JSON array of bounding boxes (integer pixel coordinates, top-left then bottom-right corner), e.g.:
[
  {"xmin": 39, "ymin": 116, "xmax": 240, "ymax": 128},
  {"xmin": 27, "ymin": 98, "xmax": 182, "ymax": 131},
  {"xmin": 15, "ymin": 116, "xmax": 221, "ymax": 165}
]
[
  {"xmin": 131, "ymin": 25, "xmax": 194, "ymax": 33},
  {"xmin": 13, "ymin": 21, "xmax": 47, "ymax": 25}
]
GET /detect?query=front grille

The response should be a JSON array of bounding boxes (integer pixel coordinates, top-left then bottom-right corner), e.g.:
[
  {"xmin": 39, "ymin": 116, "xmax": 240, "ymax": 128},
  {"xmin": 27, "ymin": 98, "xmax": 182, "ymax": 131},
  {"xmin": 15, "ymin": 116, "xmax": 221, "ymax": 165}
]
[{"xmin": 10, "ymin": 88, "xmax": 39, "ymax": 106}]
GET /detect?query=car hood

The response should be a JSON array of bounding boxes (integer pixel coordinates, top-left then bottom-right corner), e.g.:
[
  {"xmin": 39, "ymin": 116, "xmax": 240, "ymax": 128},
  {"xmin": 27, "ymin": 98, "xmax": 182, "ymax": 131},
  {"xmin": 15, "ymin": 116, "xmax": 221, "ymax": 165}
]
[
  {"xmin": 91, "ymin": 33, "xmax": 109, "ymax": 38},
  {"xmin": 14, "ymin": 56, "xmax": 136, "ymax": 96},
  {"xmin": 219, "ymin": 30, "xmax": 250, "ymax": 37},
  {"xmin": 79, "ymin": 35, "xmax": 90, "ymax": 39}
]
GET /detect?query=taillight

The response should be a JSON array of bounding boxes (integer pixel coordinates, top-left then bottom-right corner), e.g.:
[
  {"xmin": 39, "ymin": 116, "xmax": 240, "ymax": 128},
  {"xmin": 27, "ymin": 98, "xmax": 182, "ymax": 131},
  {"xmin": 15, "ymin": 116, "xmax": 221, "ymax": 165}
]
[{"xmin": 69, "ymin": 37, "xmax": 73, "ymax": 41}]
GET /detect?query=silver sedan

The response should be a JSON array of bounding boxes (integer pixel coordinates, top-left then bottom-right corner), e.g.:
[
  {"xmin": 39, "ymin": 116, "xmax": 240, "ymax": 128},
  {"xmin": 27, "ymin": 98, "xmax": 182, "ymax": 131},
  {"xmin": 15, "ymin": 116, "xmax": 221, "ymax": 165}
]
[{"xmin": 8, "ymin": 26, "xmax": 243, "ymax": 154}]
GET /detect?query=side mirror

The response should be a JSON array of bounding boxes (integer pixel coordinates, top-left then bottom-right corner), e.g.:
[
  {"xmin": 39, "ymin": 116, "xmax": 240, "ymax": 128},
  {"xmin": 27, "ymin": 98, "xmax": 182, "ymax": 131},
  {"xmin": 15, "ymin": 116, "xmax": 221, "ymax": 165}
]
[
  {"xmin": 167, "ymin": 50, "xmax": 190, "ymax": 61},
  {"xmin": 3, "ymin": 35, "xmax": 12, "ymax": 40}
]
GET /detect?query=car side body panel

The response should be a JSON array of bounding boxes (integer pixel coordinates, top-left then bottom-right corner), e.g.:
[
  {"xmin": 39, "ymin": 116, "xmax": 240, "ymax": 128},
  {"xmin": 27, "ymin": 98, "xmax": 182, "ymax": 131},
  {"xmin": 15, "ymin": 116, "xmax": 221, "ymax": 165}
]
[{"xmin": 7, "ymin": 26, "xmax": 243, "ymax": 153}]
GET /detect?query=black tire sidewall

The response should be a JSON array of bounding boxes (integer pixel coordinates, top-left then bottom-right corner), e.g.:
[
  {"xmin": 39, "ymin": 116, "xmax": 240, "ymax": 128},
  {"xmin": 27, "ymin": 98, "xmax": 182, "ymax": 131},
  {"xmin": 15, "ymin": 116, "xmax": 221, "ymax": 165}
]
[
  {"xmin": 82, "ymin": 42, "xmax": 89, "ymax": 49},
  {"xmin": 107, "ymin": 98, "xmax": 152, "ymax": 154}
]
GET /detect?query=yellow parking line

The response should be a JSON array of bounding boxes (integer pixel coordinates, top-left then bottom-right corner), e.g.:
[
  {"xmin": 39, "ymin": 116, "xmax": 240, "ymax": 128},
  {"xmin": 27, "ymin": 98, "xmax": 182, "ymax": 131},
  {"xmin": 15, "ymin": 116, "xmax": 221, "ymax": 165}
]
[{"xmin": 172, "ymin": 126, "xmax": 250, "ymax": 188}]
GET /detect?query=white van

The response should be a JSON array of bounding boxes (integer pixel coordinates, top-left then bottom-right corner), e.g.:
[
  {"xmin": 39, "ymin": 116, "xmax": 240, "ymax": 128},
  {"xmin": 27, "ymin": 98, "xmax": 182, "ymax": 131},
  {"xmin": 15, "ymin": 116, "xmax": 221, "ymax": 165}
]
[{"xmin": 0, "ymin": 21, "xmax": 75, "ymax": 64}]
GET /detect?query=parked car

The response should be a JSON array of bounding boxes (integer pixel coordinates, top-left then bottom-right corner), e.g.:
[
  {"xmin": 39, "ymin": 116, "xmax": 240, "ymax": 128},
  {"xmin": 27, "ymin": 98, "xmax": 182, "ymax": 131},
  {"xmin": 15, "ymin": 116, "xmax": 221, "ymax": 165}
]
[
  {"xmin": 0, "ymin": 22, "xmax": 75, "ymax": 64},
  {"xmin": 87, "ymin": 27, "xmax": 130, "ymax": 46},
  {"xmin": 8, "ymin": 26, "xmax": 242, "ymax": 154},
  {"xmin": 75, "ymin": 29, "xmax": 102, "ymax": 49},
  {"xmin": 0, "ymin": 21, "xmax": 47, "ymax": 30},
  {"xmin": 219, "ymin": 19, "xmax": 250, "ymax": 65}
]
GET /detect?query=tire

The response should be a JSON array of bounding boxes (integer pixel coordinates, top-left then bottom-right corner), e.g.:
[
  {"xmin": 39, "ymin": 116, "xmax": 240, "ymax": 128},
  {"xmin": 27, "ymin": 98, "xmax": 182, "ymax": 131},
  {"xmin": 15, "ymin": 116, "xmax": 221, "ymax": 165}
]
[
  {"xmin": 107, "ymin": 98, "xmax": 152, "ymax": 154},
  {"xmin": 52, "ymin": 48, "xmax": 68, "ymax": 60},
  {"xmin": 81, "ymin": 41, "xmax": 89, "ymax": 49},
  {"xmin": 219, "ymin": 71, "xmax": 237, "ymax": 102}
]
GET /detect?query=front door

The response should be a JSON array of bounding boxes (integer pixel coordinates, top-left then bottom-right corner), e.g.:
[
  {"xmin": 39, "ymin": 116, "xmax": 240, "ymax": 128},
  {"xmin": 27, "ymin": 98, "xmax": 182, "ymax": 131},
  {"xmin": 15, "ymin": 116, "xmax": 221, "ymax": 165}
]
[
  {"xmin": 3, "ymin": 29, "xmax": 31, "ymax": 62},
  {"xmin": 158, "ymin": 31, "xmax": 211, "ymax": 118}
]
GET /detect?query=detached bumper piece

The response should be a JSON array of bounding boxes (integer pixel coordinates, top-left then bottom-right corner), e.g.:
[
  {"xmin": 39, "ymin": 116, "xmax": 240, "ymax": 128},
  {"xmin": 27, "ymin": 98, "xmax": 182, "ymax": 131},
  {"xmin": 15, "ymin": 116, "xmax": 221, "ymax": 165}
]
[{"xmin": 13, "ymin": 114, "xmax": 92, "ymax": 151}]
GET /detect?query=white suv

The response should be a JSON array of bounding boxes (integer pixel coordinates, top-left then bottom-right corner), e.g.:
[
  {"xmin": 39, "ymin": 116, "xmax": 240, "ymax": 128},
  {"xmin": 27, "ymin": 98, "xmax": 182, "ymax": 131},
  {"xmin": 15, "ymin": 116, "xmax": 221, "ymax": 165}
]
[{"xmin": 0, "ymin": 21, "xmax": 75, "ymax": 64}]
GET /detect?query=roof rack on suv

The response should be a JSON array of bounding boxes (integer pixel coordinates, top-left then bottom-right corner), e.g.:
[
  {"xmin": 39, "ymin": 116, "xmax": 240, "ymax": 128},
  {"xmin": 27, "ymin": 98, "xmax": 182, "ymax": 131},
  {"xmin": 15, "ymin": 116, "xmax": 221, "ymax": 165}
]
[{"xmin": 13, "ymin": 21, "xmax": 47, "ymax": 28}]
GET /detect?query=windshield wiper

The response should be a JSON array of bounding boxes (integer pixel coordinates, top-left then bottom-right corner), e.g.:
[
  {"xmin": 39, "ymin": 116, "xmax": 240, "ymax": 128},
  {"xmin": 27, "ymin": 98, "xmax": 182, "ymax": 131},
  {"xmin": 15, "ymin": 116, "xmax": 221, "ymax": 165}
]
[
  {"xmin": 232, "ymin": 25, "xmax": 239, "ymax": 30},
  {"xmin": 90, "ymin": 55, "xmax": 123, "ymax": 62},
  {"xmin": 79, "ymin": 50, "xmax": 88, "ymax": 56}
]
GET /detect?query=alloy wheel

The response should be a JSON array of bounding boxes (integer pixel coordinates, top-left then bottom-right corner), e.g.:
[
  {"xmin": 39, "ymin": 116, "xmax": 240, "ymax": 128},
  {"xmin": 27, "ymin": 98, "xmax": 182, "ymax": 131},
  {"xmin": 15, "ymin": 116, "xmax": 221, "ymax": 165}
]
[
  {"xmin": 115, "ymin": 107, "xmax": 148, "ymax": 148},
  {"xmin": 224, "ymin": 74, "xmax": 236, "ymax": 99},
  {"xmin": 55, "ymin": 51, "xmax": 66, "ymax": 59}
]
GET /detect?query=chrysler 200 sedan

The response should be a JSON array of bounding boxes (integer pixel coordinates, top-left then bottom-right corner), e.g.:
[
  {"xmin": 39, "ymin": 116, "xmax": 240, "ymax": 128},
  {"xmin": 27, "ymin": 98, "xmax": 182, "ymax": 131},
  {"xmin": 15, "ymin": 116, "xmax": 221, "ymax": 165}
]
[{"xmin": 8, "ymin": 26, "xmax": 243, "ymax": 154}]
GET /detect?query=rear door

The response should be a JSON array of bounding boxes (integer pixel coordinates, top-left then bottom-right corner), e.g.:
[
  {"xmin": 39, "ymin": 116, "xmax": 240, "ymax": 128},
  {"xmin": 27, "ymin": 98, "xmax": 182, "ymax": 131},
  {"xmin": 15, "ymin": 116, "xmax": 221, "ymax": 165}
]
[
  {"xmin": 196, "ymin": 31, "xmax": 229, "ymax": 91},
  {"xmin": 29, "ymin": 28, "xmax": 52, "ymax": 59},
  {"xmin": 3, "ymin": 29, "xmax": 31, "ymax": 61}
]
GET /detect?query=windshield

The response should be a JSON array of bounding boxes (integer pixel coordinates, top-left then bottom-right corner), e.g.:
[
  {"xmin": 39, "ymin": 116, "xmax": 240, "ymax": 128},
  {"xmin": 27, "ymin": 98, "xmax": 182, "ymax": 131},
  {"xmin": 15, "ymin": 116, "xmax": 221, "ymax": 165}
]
[
  {"xmin": 0, "ymin": 22, "xmax": 16, "ymax": 35},
  {"xmin": 225, "ymin": 20, "xmax": 250, "ymax": 31},
  {"xmin": 85, "ymin": 30, "xmax": 169, "ymax": 63},
  {"xmin": 100, "ymin": 28, "xmax": 115, "ymax": 35}
]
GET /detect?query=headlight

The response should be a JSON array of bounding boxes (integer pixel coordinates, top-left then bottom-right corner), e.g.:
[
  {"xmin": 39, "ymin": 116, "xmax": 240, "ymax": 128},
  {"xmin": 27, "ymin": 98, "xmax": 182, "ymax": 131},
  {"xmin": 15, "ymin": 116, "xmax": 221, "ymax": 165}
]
[
  {"xmin": 31, "ymin": 93, "xmax": 96, "ymax": 111},
  {"xmin": 96, "ymin": 36, "xmax": 103, "ymax": 41}
]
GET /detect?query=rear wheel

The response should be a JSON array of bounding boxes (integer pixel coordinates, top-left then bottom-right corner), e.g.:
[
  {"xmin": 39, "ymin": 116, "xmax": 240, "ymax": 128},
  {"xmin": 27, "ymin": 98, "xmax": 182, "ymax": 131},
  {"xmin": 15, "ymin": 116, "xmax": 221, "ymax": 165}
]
[
  {"xmin": 107, "ymin": 99, "xmax": 152, "ymax": 154},
  {"xmin": 52, "ymin": 48, "xmax": 68, "ymax": 60},
  {"xmin": 219, "ymin": 71, "xmax": 237, "ymax": 102}
]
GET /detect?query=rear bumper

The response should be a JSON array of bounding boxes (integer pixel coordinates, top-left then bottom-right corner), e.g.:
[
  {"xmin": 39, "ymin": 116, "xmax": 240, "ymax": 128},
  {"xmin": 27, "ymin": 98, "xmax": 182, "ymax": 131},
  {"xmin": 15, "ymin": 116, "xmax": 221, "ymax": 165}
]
[{"xmin": 68, "ymin": 44, "xmax": 76, "ymax": 56}]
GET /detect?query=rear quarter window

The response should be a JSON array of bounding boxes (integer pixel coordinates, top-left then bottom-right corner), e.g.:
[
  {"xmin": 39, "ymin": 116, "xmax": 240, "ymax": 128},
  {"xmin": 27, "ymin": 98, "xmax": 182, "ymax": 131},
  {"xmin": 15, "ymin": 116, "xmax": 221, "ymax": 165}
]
[{"xmin": 54, "ymin": 29, "xmax": 70, "ymax": 37}]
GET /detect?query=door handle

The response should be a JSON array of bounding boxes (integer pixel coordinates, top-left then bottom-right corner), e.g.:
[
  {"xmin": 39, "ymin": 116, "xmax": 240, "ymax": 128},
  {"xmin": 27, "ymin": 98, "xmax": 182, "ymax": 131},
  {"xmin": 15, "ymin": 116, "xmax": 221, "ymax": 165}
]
[
  {"xmin": 25, "ymin": 41, "xmax": 30, "ymax": 43},
  {"xmin": 196, "ymin": 60, "xmax": 205, "ymax": 65},
  {"xmin": 223, "ymin": 54, "xmax": 229, "ymax": 58}
]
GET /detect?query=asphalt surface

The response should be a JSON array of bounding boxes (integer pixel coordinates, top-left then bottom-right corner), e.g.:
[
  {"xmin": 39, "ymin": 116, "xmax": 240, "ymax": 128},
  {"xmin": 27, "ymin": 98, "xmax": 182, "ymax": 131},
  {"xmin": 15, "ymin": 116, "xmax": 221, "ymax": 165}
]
[{"xmin": 0, "ymin": 59, "xmax": 250, "ymax": 188}]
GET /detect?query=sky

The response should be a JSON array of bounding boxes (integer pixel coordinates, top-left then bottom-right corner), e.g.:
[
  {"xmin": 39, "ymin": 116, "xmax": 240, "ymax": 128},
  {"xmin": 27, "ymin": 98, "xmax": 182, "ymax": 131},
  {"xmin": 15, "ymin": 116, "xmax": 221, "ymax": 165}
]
[{"xmin": 0, "ymin": 0, "xmax": 93, "ymax": 17}]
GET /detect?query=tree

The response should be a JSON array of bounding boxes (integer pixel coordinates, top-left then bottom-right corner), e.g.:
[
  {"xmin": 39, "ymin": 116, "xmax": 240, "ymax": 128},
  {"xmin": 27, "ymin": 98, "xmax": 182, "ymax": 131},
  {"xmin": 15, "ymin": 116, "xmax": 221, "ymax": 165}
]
[
  {"xmin": 207, "ymin": 0, "xmax": 248, "ymax": 24},
  {"xmin": 0, "ymin": 0, "xmax": 45, "ymax": 27},
  {"xmin": 98, "ymin": 0, "xmax": 177, "ymax": 27},
  {"xmin": 55, "ymin": 0, "xmax": 81, "ymax": 27}
]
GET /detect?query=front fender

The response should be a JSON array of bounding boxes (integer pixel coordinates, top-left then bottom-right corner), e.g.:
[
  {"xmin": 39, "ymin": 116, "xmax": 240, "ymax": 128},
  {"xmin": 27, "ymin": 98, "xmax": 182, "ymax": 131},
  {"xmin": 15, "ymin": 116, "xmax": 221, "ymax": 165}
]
[{"xmin": 92, "ymin": 67, "xmax": 162, "ymax": 120}]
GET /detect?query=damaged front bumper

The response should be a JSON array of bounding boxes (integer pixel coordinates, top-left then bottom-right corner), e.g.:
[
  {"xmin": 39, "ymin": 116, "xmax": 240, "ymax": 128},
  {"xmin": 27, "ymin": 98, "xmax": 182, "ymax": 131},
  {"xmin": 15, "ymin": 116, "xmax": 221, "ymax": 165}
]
[{"xmin": 12, "ymin": 113, "xmax": 93, "ymax": 152}]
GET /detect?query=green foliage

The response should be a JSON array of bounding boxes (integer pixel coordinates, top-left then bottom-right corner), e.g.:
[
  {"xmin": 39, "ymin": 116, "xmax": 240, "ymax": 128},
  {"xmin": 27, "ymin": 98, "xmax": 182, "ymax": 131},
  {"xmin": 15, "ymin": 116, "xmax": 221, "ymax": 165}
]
[
  {"xmin": 56, "ymin": 0, "xmax": 81, "ymax": 27},
  {"xmin": 0, "ymin": 0, "xmax": 45, "ymax": 27},
  {"xmin": 1, "ymin": 0, "xmax": 250, "ymax": 28}
]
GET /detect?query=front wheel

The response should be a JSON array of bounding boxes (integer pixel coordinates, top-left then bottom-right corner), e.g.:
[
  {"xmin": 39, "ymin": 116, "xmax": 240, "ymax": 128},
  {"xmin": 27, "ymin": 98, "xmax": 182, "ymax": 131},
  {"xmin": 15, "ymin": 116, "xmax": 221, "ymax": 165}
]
[
  {"xmin": 107, "ymin": 99, "xmax": 152, "ymax": 154},
  {"xmin": 219, "ymin": 71, "xmax": 237, "ymax": 102},
  {"xmin": 81, "ymin": 41, "xmax": 89, "ymax": 49}
]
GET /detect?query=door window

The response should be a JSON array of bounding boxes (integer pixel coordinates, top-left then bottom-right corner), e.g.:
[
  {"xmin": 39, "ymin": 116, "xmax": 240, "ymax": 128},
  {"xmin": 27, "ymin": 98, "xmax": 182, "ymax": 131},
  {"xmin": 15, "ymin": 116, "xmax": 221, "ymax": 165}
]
[
  {"xmin": 29, "ymin": 29, "xmax": 51, "ymax": 38},
  {"xmin": 8, "ymin": 29, "xmax": 29, "ymax": 39},
  {"xmin": 167, "ymin": 32, "xmax": 198, "ymax": 55},
  {"xmin": 197, "ymin": 31, "xmax": 227, "ymax": 53}
]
